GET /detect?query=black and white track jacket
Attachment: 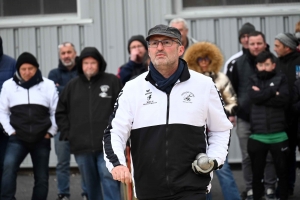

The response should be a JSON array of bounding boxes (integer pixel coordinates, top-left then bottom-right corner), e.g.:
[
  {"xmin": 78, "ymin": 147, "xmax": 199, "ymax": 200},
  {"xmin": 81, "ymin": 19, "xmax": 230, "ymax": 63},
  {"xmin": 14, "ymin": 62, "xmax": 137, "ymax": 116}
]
[
  {"xmin": 103, "ymin": 64, "xmax": 232, "ymax": 199},
  {"xmin": 0, "ymin": 77, "xmax": 58, "ymax": 143}
]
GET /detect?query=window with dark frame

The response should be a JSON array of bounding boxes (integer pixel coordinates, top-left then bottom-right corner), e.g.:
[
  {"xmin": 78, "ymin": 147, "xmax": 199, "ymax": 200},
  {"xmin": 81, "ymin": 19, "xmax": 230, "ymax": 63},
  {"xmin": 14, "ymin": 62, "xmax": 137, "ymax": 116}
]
[
  {"xmin": 0, "ymin": 0, "xmax": 77, "ymax": 17},
  {"xmin": 183, "ymin": 0, "xmax": 299, "ymax": 8}
]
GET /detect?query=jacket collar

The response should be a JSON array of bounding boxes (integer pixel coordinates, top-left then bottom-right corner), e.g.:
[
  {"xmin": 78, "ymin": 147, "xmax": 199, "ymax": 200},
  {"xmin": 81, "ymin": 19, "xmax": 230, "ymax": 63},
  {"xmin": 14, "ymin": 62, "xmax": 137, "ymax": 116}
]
[{"xmin": 145, "ymin": 58, "xmax": 190, "ymax": 86}]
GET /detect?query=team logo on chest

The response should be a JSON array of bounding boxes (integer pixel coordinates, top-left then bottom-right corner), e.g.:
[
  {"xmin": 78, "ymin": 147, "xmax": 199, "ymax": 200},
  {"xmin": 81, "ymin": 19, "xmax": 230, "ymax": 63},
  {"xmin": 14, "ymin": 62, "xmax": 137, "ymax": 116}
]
[
  {"xmin": 143, "ymin": 89, "xmax": 157, "ymax": 105},
  {"xmin": 182, "ymin": 91, "xmax": 194, "ymax": 103},
  {"xmin": 99, "ymin": 85, "xmax": 111, "ymax": 98}
]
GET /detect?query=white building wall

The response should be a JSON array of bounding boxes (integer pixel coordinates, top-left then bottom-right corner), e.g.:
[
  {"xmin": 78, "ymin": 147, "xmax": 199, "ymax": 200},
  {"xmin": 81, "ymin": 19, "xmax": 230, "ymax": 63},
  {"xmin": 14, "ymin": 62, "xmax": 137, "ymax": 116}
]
[{"xmin": 0, "ymin": 0, "xmax": 299, "ymax": 167}]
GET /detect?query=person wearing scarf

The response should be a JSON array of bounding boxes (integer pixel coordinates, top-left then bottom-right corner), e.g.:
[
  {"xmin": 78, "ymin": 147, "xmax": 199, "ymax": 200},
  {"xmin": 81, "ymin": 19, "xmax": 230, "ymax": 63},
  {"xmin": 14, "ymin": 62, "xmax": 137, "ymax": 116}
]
[
  {"xmin": 0, "ymin": 52, "xmax": 58, "ymax": 200},
  {"xmin": 103, "ymin": 24, "xmax": 232, "ymax": 200}
]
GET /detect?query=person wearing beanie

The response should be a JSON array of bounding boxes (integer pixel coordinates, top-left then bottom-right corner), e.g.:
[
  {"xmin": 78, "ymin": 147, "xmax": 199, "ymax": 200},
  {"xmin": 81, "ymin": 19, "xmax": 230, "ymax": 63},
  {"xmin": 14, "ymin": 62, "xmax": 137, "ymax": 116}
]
[
  {"xmin": 0, "ymin": 52, "xmax": 58, "ymax": 200},
  {"xmin": 0, "ymin": 36, "xmax": 16, "ymax": 197},
  {"xmin": 184, "ymin": 41, "xmax": 239, "ymax": 200},
  {"xmin": 55, "ymin": 47, "xmax": 122, "ymax": 200},
  {"xmin": 227, "ymin": 31, "xmax": 278, "ymax": 200},
  {"xmin": 117, "ymin": 34, "xmax": 149, "ymax": 85},
  {"xmin": 274, "ymin": 32, "xmax": 300, "ymax": 197},
  {"xmin": 223, "ymin": 22, "xmax": 256, "ymax": 73}
]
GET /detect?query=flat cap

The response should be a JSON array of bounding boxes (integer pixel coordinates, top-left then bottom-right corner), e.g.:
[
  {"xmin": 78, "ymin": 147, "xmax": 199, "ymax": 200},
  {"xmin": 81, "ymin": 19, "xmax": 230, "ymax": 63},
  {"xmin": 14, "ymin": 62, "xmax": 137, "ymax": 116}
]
[{"xmin": 146, "ymin": 24, "xmax": 181, "ymax": 43}]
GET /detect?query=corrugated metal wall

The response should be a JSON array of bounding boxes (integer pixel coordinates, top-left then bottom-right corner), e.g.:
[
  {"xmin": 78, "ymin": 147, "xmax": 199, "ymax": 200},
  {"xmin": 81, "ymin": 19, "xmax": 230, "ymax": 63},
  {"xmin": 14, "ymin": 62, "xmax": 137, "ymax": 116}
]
[{"xmin": 0, "ymin": 0, "xmax": 299, "ymax": 166}]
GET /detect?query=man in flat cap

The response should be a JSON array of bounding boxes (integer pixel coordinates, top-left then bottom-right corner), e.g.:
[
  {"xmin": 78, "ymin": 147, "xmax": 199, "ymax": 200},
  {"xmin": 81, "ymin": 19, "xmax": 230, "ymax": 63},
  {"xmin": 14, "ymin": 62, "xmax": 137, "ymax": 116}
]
[
  {"xmin": 103, "ymin": 24, "xmax": 232, "ymax": 200},
  {"xmin": 274, "ymin": 32, "xmax": 300, "ymax": 197}
]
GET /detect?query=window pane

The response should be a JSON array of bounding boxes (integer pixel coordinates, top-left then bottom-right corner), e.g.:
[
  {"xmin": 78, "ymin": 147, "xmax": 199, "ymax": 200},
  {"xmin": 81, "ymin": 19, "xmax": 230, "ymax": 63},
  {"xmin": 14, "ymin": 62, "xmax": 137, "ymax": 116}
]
[
  {"xmin": 44, "ymin": 0, "xmax": 77, "ymax": 14},
  {"xmin": 183, "ymin": 0, "xmax": 221, "ymax": 7},
  {"xmin": 3, "ymin": 0, "xmax": 40, "ymax": 16},
  {"xmin": 183, "ymin": 0, "xmax": 299, "ymax": 7}
]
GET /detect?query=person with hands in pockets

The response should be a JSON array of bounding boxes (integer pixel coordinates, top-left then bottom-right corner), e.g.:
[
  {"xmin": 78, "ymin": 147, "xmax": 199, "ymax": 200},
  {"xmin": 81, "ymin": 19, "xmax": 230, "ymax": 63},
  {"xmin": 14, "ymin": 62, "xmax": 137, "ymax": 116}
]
[
  {"xmin": 0, "ymin": 52, "xmax": 58, "ymax": 200},
  {"xmin": 103, "ymin": 24, "xmax": 232, "ymax": 200}
]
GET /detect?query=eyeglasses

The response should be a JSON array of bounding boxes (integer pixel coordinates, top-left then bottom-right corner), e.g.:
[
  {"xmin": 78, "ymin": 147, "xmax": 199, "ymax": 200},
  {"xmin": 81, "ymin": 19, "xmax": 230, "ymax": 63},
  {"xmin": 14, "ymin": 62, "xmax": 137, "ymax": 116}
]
[
  {"xmin": 58, "ymin": 42, "xmax": 75, "ymax": 49},
  {"xmin": 130, "ymin": 45, "xmax": 145, "ymax": 50},
  {"xmin": 197, "ymin": 57, "xmax": 210, "ymax": 62},
  {"xmin": 148, "ymin": 39, "xmax": 181, "ymax": 48}
]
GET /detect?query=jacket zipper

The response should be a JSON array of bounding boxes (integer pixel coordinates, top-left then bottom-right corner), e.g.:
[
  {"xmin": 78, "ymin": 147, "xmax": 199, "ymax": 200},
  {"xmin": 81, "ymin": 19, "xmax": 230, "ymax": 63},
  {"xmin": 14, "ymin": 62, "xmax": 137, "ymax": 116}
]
[
  {"xmin": 88, "ymin": 82, "xmax": 94, "ymax": 151},
  {"xmin": 166, "ymin": 93, "xmax": 171, "ymax": 194},
  {"xmin": 27, "ymin": 90, "xmax": 32, "ymax": 139}
]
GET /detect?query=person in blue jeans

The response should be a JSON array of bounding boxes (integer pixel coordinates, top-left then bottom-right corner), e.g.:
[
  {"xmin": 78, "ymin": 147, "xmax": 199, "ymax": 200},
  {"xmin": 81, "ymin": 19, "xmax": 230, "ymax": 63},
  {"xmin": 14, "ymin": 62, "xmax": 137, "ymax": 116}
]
[
  {"xmin": 184, "ymin": 41, "xmax": 241, "ymax": 200},
  {"xmin": 48, "ymin": 42, "xmax": 87, "ymax": 200},
  {"xmin": 0, "ymin": 36, "xmax": 16, "ymax": 196},
  {"xmin": 0, "ymin": 52, "xmax": 58, "ymax": 200},
  {"xmin": 206, "ymin": 158, "xmax": 241, "ymax": 200},
  {"xmin": 55, "ymin": 47, "xmax": 122, "ymax": 200}
]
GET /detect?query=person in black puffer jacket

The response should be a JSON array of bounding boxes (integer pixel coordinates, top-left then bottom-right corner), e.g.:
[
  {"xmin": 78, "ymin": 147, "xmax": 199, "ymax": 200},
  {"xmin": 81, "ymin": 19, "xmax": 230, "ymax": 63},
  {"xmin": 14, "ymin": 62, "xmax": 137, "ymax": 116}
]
[{"xmin": 247, "ymin": 51, "xmax": 289, "ymax": 200}]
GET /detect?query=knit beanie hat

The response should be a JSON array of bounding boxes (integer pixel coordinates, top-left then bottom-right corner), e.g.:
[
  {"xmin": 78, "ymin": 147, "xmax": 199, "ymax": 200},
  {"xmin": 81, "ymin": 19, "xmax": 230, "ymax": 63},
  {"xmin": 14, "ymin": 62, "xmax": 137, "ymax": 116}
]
[
  {"xmin": 239, "ymin": 23, "xmax": 255, "ymax": 41},
  {"xmin": 275, "ymin": 33, "xmax": 299, "ymax": 50},
  {"xmin": 127, "ymin": 35, "xmax": 148, "ymax": 54},
  {"xmin": 16, "ymin": 52, "xmax": 39, "ymax": 71}
]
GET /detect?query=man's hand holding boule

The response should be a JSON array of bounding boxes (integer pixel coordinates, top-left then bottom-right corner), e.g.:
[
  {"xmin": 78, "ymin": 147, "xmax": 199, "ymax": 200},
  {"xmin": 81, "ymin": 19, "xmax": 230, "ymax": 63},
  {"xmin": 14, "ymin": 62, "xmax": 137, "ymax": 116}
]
[{"xmin": 192, "ymin": 153, "xmax": 218, "ymax": 174}]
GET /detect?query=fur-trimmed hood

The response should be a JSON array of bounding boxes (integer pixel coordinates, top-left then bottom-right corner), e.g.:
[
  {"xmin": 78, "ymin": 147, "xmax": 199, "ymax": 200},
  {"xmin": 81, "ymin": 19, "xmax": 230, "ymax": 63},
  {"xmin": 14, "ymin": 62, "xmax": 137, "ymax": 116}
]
[{"xmin": 183, "ymin": 41, "xmax": 224, "ymax": 74}]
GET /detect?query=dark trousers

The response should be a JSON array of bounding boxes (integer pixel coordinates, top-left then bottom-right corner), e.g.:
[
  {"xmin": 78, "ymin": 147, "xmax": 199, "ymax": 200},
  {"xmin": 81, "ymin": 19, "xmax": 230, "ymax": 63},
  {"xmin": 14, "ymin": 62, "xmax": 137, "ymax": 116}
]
[
  {"xmin": 286, "ymin": 125, "xmax": 297, "ymax": 192},
  {"xmin": 247, "ymin": 138, "xmax": 289, "ymax": 200},
  {"xmin": 0, "ymin": 133, "xmax": 9, "ymax": 195},
  {"xmin": 141, "ymin": 192, "xmax": 206, "ymax": 200},
  {"xmin": 1, "ymin": 135, "xmax": 51, "ymax": 200}
]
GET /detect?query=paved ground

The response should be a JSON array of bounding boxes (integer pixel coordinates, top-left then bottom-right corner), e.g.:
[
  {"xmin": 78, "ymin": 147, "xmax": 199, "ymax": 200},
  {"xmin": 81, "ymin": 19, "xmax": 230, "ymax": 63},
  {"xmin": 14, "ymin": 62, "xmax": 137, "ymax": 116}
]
[{"xmin": 15, "ymin": 164, "xmax": 300, "ymax": 200}]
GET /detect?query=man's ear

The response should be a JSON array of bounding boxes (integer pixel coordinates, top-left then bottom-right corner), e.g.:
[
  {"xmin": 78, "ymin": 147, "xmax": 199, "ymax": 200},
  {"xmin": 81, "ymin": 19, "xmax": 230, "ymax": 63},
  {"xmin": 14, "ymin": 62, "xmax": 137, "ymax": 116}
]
[
  {"xmin": 272, "ymin": 62, "xmax": 276, "ymax": 70},
  {"xmin": 178, "ymin": 45, "xmax": 185, "ymax": 57}
]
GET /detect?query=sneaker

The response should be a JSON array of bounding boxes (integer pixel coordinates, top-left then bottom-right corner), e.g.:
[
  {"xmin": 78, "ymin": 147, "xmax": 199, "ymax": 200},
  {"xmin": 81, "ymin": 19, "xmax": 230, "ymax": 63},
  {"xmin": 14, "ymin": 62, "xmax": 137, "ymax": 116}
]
[
  {"xmin": 246, "ymin": 189, "xmax": 254, "ymax": 200},
  {"xmin": 56, "ymin": 194, "xmax": 69, "ymax": 200},
  {"xmin": 82, "ymin": 194, "xmax": 88, "ymax": 200},
  {"xmin": 265, "ymin": 188, "xmax": 276, "ymax": 200}
]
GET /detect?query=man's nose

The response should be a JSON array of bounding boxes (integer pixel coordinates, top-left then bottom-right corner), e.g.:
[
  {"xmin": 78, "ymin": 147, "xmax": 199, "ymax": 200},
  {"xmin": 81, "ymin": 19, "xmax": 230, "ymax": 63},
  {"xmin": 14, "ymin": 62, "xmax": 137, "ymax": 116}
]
[{"xmin": 157, "ymin": 42, "xmax": 164, "ymax": 50}]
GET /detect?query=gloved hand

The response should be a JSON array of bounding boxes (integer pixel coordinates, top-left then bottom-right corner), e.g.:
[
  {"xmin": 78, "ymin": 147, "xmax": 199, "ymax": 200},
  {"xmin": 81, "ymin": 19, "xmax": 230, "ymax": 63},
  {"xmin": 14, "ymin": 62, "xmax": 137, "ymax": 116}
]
[{"xmin": 192, "ymin": 153, "xmax": 217, "ymax": 174}]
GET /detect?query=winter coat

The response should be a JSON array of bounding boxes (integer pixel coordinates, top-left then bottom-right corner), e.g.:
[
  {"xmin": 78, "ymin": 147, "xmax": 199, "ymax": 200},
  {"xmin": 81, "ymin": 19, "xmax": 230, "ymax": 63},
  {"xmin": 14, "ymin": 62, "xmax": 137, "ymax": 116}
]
[
  {"xmin": 103, "ymin": 60, "xmax": 232, "ymax": 199},
  {"xmin": 117, "ymin": 59, "xmax": 148, "ymax": 85},
  {"xmin": 183, "ymin": 41, "xmax": 237, "ymax": 116},
  {"xmin": 0, "ymin": 37, "xmax": 16, "ymax": 91},
  {"xmin": 226, "ymin": 46, "xmax": 272, "ymax": 121},
  {"xmin": 0, "ymin": 70, "xmax": 58, "ymax": 143},
  {"xmin": 48, "ymin": 58, "xmax": 78, "ymax": 93},
  {"xmin": 291, "ymin": 79, "xmax": 300, "ymax": 150},
  {"xmin": 276, "ymin": 51, "xmax": 300, "ymax": 139},
  {"xmin": 55, "ymin": 47, "xmax": 122, "ymax": 154},
  {"xmin": 276, "ymin": 51, "xmax": 300, "ymax": 94},
  {"xmin": 248, "ymin": 72, "xmax": 289, "ymax": 133}
]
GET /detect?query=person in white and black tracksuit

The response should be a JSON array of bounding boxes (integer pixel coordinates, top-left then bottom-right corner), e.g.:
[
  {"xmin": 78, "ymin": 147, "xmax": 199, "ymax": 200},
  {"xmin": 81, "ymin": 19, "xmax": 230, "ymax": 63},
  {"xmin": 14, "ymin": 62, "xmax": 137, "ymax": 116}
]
[
  {"xmin": 103, "ymin": 24, "xmax": 232, "ymax": 200},
  {"xmin": 247, "ymin": 51, "xmax": 289, "ymax": 200},
  {"xmin": 0, "ymin": 52, "xmax": 58, "ymax": 200},
  {"xmin": 55, "ymin": 47, "xmax": 122, "ymax": 200}
]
